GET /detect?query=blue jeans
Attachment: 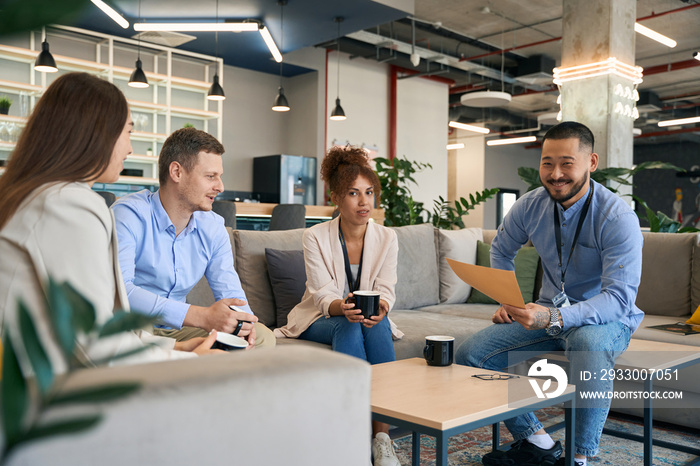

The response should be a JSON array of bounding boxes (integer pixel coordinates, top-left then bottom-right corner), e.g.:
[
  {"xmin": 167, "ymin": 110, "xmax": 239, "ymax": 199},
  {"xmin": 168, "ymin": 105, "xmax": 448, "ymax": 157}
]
[
  {"xmin": 455, "ymin": 321, "xmax": 630, "ymax": 457},
  {"xmin": 300, "ymin": 315, "xmax": 396, "ymax": 365}
]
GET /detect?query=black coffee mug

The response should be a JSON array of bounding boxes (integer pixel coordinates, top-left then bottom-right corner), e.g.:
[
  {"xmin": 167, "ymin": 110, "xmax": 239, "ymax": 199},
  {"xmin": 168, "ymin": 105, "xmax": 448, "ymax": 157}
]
[
  {"xmin": 423, "ymin": 335, "xmax": 454, "ymax": 366},
  {"xmin": 212, "ymin": 332, "xmax": 248, "ymax": 351},
  {"xmin": 346, "ymin": 291, "xmax": 380, "ymax": 319}
]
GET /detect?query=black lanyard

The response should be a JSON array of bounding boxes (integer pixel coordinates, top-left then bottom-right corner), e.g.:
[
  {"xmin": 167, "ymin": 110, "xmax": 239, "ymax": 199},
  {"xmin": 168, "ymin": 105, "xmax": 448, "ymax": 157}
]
[
  {"xmin": 339, "ymin": 226, "xmax": 364, "ymax": 293},
  {"xmin": 553, "ymin": 180, "xmax": 593, "ymax": 288}
]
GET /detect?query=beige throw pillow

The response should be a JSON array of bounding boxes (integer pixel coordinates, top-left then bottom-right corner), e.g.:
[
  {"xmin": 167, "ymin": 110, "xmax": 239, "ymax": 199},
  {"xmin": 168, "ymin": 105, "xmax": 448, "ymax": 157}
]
[{"xmin": 438, "ymin": 228, "xmax": 483, "ymax": 304}]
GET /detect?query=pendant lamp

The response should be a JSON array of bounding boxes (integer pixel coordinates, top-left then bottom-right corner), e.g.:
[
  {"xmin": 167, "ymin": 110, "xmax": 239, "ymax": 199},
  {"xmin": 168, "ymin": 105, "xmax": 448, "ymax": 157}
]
[
  {"xmin": 272, "ymin": 0, "xmax": 290, "ymax": 112},
  {"xmin": 129, "ymin": 0, "xmax": 149, "ymax": 88},
  {"xmin": 34, "ymin": 28, "xmax": 57, "ymax": 73},
  {"xmin": 207, "ymin": 0, "xmax": 226, "ymax": 101},
  {"xmin": 329, "ymin": 17, "xmax": 346, "ymax": 121}
]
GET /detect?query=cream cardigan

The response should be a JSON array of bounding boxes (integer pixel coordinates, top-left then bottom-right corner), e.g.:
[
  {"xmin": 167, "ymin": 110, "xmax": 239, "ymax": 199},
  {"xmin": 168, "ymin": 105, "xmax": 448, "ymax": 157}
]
[
  {"xmin": 0, "ymin": 182, "xmax": 193, "ymax": 376},
  {"xmin": 274, "ymin": 216, "xmax": 403, "ymax": 339}
]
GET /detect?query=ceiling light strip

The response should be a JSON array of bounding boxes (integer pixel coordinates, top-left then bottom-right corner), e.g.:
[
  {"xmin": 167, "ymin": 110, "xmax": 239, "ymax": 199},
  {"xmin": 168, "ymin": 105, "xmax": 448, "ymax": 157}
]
[
  {"xmin": 634, "ymin": 23, "xmax": 677, "ymax": 48},
  {"xmin": 657, "ymin": 116, "xmax": 700, "ymax": 127},
  {"xmin": 259, "ymin": 26, "xmax": 282, "ymax": 63},
  {"xmin": 448, "ymin": 121, "xmax": 490, "ymax": 134},
  {"xmin": 91, "ymin": 0, "xmax": 129, "ymax": 28},
  {"xmin": 446, "ymin": 143, "xmax": 465, "ymax": 150},
  {"xmin": 134, "ymin": 22, "xmax": 259, "ymax": 32},
  {"xmin": 486, "ymin": 136, "xmax": 537, "ymax": 146}
]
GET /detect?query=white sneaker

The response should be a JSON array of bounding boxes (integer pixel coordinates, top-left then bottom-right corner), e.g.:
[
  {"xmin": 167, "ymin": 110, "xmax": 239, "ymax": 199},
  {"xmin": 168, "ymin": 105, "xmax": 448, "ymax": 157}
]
[{"xmin": 372, "ymin": 432, "xmax": 400, "ymax": 466}]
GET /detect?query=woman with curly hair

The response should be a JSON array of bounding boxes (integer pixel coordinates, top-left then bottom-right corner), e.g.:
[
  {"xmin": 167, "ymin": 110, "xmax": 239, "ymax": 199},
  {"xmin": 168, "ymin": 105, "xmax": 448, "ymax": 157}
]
[{"xmin": 275, "ymin": 145, "xmax": 401, "ymax": 466}]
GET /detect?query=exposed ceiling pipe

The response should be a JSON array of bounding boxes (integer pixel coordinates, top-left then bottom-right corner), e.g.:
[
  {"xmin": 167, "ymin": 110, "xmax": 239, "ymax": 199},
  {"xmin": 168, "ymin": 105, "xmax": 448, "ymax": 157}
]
[
  {"xmin": 643, "ymin": 59, "xmax": 700, "ymax": 76},
  {"xmin": 459, "ymin": 4, "xmax": 700, "ymax": 63},
  {"xmin": 635, "ymin": 126, "xmax": 700, "ymax": 139}
]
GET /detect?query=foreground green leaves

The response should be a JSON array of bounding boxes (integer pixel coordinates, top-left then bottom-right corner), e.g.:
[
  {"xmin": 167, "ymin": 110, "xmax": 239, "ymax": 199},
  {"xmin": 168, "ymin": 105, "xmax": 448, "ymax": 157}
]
[{"xmin": 1, "ymin": 279, "xmax": 151, "ymax": 464}]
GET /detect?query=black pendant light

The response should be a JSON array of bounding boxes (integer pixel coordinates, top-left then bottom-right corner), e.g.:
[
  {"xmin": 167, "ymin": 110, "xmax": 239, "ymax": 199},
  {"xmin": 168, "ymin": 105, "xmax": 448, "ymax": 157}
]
[
  {"xmin": 129, "ymin": 0, "xmax": 149, "ymax": 88},
  {"xmin": 207, "ymin": 0, "xmax": 226, "ymax": 101},
  {"xmin": 272, "ymin": 0, "xmax": 290, "ymax": 112},
  {"xmin": 329, "ymin": 17, "xmax": 346, "ymax": 121},
  {"xmin": 34, "ymin": 28, "xmax": 57, "ymax": 73}
]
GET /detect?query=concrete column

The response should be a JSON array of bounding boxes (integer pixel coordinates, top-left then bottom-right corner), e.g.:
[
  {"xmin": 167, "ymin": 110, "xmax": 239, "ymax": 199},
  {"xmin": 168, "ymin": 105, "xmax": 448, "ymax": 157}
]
[
  {"xmin": 448, "ymin": 131, "xmax": 485, "ymax": 228},
  {"xmin": 560, "ymin": 0, "xmax": 637, "ymax": 195}
]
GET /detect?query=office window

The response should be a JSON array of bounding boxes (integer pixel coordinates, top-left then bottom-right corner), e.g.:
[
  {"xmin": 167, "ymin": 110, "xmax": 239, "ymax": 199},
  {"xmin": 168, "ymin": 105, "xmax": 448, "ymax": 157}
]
[{"xmin": 496, "ymin": 188, "xmax": 519, "ymax": 226}]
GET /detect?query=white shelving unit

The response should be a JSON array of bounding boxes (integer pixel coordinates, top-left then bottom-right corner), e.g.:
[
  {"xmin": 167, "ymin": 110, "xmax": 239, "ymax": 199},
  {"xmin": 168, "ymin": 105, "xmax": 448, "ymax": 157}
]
[{"xmin": 0, "ymin": 26, "xmax": 224, "ymax": 189}]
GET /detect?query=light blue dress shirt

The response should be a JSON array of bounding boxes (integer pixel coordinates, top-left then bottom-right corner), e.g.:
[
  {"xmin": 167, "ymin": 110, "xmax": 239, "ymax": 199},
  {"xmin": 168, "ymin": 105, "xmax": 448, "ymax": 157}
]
[
  {"xmin": 491, "ymin": 180, "xmax": 644, "ymax": 333},
  {"xmin": 112, "ymin": 190, "xmax": 251, "ymax": 329}
]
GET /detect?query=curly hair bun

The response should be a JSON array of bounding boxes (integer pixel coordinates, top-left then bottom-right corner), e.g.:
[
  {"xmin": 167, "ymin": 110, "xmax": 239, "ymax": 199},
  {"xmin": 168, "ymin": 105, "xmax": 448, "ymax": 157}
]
[{"xmin": 321, "ymin": 145, "xmax": 380, "ymax": 201}]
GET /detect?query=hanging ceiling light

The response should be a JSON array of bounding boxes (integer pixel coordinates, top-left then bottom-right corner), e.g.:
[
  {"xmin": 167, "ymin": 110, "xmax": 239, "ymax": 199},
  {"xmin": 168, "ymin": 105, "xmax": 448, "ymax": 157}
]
[
  {"xmin": 272, "ymin": 1, "xmax": 290, "ymax": 112},
  {"xmin": 207, "ymin": 0, "xmax": 226, "ymax": 101},
  {"xmin": 34, "ymin": 28, "xmax": 57, "ymax": 73},
  {"xmin": 128, "ymin": 0, "xmax": 149, "ymax": 88},
  {"xmin": 461, "ymin": 28, "xmax": 511, "ymax": 108},
  {"xmin": 329, "ymin": 17, "xmax": 346, "ymax": 121}
]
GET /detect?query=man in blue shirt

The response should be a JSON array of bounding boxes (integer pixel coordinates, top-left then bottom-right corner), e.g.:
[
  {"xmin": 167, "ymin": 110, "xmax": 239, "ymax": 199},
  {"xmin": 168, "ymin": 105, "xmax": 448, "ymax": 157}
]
[
  {"xmin": 112, "ymin": 128, "xmax": 274, "ymax": 347},
  {"xmin": 456, "ymin": 121, "xmax": 643, "ymax": 466}
]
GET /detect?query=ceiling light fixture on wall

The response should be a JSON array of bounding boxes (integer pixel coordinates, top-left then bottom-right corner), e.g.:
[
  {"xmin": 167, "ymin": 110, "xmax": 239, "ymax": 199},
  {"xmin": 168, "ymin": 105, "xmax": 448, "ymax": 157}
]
[
  {"xmin": 486, "ymin": 136, "xmax": 537, "ymax": 146},
  {"xmin": 34, "ymin": 27, "xmax": 57, "ymax": 73},
  {"xmin": 90, "ymin": 0, "xmax": 129, "ymax": 29},
  {"xmin": 272, "ymin": 0, "xmax": 290, "ymax": 112},
  {"xmin": 657, "ymin": 116, "xmax": 700, "ymax": 127},
  {"xmin": 634, "ymin": 23, "xmax": 677, "ymax": 48},
  {"xmin": 329, "ymin": 16, "xmax": 346, "ymax": 121},
  {"xmin": 446, "ymin": 143, "xmax": 465, "ymax": 150},
  {"xmin": 553, "ymin": 57, "xmax": 643, "ymax": 85},
  {"xmin": 448, "ymin": 120, "xmax": 490, "ymax": 134},
  {"xmin": 134, "ymin": 22, "xmax": 258, "ymax": 32},
  {"xmin": 128, "ymin": 0, "xmax": 149, "ymax": 88},
  {"xmin": 207, "ymin": 0, "xmax": 226, "ymax": 101}
]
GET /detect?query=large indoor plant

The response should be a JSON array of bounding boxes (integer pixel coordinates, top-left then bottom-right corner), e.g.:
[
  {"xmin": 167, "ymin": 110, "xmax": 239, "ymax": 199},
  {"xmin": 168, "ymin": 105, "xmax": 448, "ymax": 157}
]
[{"xmin": 374, "ymin": 155, "xmax": 498, "ymax": 229}]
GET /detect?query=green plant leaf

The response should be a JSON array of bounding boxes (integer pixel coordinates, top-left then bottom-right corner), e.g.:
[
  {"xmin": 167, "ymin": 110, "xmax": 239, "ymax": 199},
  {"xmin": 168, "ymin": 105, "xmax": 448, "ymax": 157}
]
[
  {"xmin": 517, "ymin": 167, "xmax": 542, "ymax": 191},
  {"xmin": 17, "ymin": 300, "xmax": 54, "ymax": 394},
  {"xmin": 1, "ymin": 332, "xmax": 28, "ymax": 447},
  {"xmin": 631, "ymin": 161, "xmax": 685, "ymax": 174},
  {"xmin": 98, "ymin": 311, "xmax": 155, "ymax": 338},
  {"xmin": 50, "ymin": 383, "xmax": 140, "ymax": 405},
  {"xmin": 46, "ymin": 279, "xmax": 76, "ymax": 358},
  {"xmin": 61, "ymin": 282, "xmax": 96, "ymax": 334},
  {"xmin": 20, "ymin": 415, "xmax": 102, "ymax": 445}
]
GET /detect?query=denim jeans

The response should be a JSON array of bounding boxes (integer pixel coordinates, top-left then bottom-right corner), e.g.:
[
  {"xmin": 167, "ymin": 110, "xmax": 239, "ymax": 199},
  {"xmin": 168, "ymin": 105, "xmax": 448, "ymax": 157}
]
[
  {"xmin": 300, "ymin": 315, "xmax": 396, "ymax": 365},
  {"xmin": 455, "ymin": 321, "xmax": 630, "ymax": 457}
]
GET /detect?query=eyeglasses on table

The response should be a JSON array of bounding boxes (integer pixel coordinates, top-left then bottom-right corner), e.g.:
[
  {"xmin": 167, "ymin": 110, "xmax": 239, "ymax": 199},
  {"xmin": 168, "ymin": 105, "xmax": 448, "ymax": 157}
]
[{"xmin": 471, "ymin": 374, "xmax": 520, "ymax": 380}]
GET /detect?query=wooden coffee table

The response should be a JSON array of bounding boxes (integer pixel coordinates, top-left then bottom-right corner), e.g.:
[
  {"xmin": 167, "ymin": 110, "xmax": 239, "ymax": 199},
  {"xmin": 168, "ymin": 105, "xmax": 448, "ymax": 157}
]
[
  {"xmin": 601, "ymin": 339, "xmax": 700, "ymax": 466},
  {"xmin": 371, "ymin": 358, "xmax": 577, "ymax": 466}
]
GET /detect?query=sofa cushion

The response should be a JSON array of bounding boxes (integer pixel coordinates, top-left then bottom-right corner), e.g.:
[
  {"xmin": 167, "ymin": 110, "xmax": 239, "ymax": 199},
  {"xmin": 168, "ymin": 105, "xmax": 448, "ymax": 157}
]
[
  {"xmin": 233, "ymin": 228, "xmax": 305, "ymax": 328},
  {"xmin": 437, "ymin": 227, "xmax": 482, "ymax": 304},
  {"xmin": 467, "ymin": 240, "xmax": 540, "ymax": 305},
  {"xmin": 390, "ymin": 224, "xmax": 440, "ymax": 310},
  {"xmin": 692, "ymin": 233, "xmax": 700, "ymax": 314},
  {"xmin": 265, "ymin": 248, "xmax": 307, "ymax": 328},
  {"xmin": 637, "ymin": 232, "xmax": 696, "ymax": 317}
]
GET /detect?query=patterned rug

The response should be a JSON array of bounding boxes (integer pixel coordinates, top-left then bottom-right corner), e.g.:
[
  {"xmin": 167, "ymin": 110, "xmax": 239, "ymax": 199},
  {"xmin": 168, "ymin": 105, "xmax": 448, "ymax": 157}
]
[{"xmin": 392, "ymin": 407, "xmax": 700, "ymax": 465}]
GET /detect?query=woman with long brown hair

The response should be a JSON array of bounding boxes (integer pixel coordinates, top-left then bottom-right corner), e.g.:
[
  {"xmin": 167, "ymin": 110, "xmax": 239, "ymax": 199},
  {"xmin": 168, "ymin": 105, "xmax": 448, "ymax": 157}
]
[{"xmin": 0, "ymin": 72, "xmax": 218, "ymax": 369}]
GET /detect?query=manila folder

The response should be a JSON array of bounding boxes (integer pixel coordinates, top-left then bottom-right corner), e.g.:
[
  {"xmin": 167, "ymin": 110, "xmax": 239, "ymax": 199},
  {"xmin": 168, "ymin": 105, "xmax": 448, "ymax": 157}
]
[{"xmin": 446, "ymin": 258, "xmax": 525, "ymax": 308}]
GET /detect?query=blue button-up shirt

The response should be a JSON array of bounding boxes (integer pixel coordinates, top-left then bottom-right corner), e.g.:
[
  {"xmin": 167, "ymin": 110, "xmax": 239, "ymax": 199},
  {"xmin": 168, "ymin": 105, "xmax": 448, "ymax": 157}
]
[
  {"xmin": 112, "ymin": 190, "xmax": 251, "ymax": 329},
  {"xmin": 491, "ymin": 180, "xmax": 644, "ymax": 333}
]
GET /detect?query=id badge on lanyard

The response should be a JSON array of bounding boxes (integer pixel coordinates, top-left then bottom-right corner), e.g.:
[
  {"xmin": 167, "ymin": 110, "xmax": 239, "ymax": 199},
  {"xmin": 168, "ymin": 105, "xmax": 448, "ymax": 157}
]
[{"xmin": 553, "ymin": 286, "xmax": 571, "ymax": 308}]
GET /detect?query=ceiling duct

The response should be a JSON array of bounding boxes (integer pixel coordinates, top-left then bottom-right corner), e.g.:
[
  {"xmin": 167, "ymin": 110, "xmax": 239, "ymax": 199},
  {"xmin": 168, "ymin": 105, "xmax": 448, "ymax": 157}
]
[
  {"xmin": 515, "ymin": 54, "xmax": 555, "ymax": 86},
  {"xmin": 132, "ymin": 31, "xmax": 197, "ymax": 48},
  {"xmin": 450, "ymin": 105, "xmax": 529, "ymax": 129},
  {"xmin": 636, "ymin": 90, "xmax": 662, "ymax": 113}
]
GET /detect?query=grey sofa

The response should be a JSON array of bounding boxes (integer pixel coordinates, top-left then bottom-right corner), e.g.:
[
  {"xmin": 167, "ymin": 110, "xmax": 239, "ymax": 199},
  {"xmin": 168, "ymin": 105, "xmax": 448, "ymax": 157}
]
[
  {"xmin": 188, "ymin": 224, "xmax": 700, "ymax": 429},
  {"xmin": 6, "ymin": 346, "xmax": 371, "ymax": 466}
]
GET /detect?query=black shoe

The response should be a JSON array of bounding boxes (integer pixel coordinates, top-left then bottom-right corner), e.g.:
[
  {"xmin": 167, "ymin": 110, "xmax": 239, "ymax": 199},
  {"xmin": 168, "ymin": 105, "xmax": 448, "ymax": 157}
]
[
  {"xmin": 482, "ymin": 439, "xmax": 563, "ymax": 466},
  {"xmin": 555, "ymin": 458, "xmax": 584, "ymax": 466}
]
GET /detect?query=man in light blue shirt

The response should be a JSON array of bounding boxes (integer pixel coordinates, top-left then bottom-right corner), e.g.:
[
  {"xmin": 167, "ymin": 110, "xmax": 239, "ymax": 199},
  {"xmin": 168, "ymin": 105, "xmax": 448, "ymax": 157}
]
[
  {"xmin": 112, "ymin": 128, "xmax": 274, "ymax": 347},
  {"xmin": 456, "ymin": 121, "xmax": 643, "ymax": 466}
]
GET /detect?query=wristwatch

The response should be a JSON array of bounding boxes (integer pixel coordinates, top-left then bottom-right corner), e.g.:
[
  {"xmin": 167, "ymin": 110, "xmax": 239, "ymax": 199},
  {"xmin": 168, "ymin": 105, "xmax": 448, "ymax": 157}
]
[{"xmin": 546, "ymin": 307, "xmax": 562, "ymax": 336}]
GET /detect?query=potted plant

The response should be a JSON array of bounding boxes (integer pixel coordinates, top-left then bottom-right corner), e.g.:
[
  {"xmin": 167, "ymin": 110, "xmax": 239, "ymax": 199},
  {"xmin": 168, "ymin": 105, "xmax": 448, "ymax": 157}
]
[{"xmin": 0, "ymin": 95, "xmax": 12, "ymax": 115}]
